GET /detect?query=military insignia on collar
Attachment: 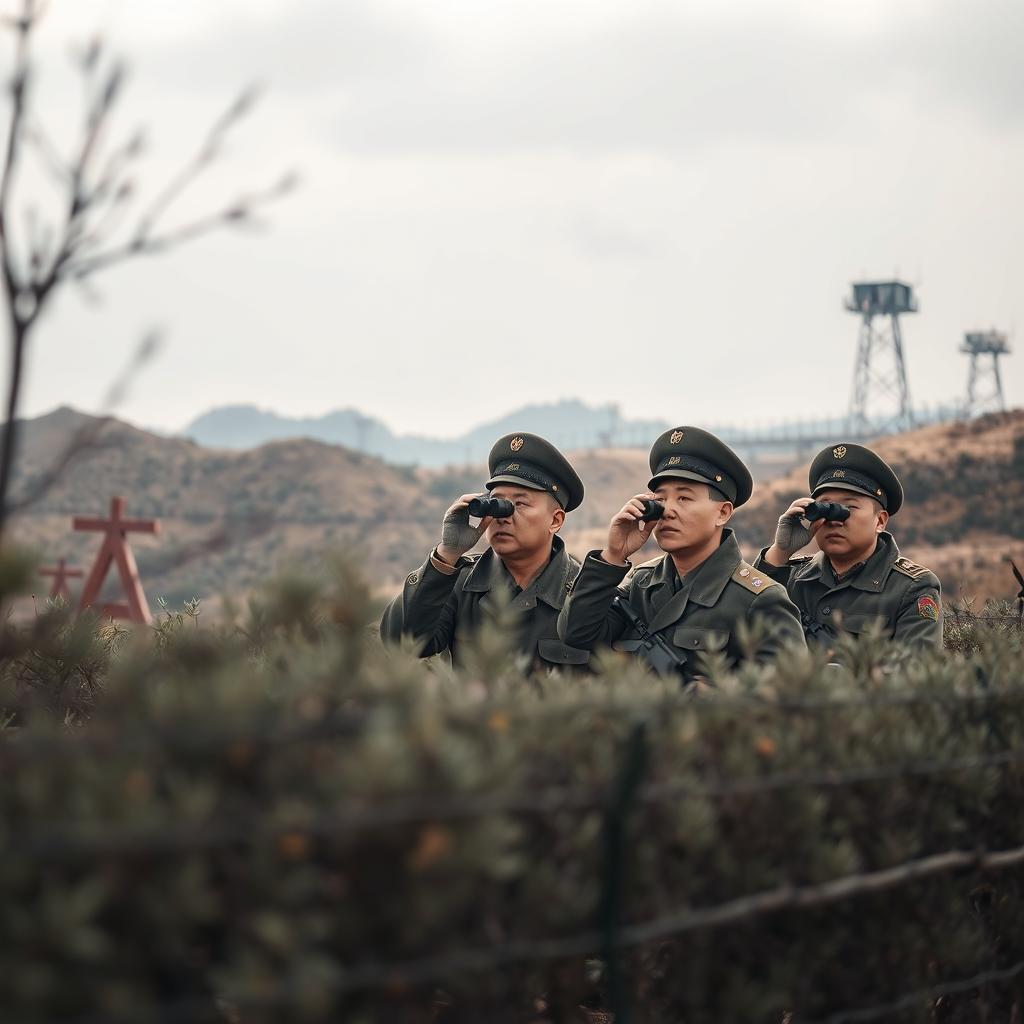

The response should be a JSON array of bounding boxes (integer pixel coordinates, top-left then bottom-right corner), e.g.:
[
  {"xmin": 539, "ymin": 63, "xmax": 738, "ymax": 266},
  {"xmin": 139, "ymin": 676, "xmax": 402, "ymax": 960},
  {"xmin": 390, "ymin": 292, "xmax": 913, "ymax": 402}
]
[
  {"xmin": 667, "ymin": 456, "xmax": 681, "ymax": 465},
  {"xmin": 917, "ymin": 595, "xmax": 939, "ymax": 621},
  {"xmin": 510, "ymin": 436, "xmax": 525, "ymax": 452},
  {"xmin": 833, "ymin": 445, "xmax": 847, "ymax": 459},
  {"xmin": 670, "ymin": 430, "xmax": 684, "ymax": 444}
]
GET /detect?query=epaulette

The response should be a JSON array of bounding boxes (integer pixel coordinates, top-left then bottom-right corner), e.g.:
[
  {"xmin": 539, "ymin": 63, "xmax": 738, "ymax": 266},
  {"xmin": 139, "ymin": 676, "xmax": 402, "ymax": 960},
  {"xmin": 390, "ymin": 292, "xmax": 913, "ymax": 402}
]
[
  {"xmin": 623, "ymin": 555, "xmax": 663, "ymax": 588},
  {"xmin": 892, "ymin": 556, "xmax": 930, "ymax": 580},
  {"xmin": 731, "ymin": 561, "xmax": 779, "ymax": 594}
]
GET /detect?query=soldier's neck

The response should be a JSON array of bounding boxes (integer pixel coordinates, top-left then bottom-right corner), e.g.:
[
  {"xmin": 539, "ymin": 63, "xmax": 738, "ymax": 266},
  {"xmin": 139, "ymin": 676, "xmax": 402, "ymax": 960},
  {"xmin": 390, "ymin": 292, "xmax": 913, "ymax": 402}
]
[
  {"xmin": 828, "ymin": 536, "xmax": 879, "ymax": 578},
  {"xmin": 668, "ymin": 533, "xmax": 722, "ymax": 578},
  {"xmin": 501, "ymin": 543, "xmax": 553, "ymax": 590}
]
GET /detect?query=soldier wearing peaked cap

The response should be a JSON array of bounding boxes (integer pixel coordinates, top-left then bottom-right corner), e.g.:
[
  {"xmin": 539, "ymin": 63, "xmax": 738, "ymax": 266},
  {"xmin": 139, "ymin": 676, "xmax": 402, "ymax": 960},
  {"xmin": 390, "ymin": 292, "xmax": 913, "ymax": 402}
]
[
  {"xmin": 755, "ymin": 442, "xmax": 943, "ymax": 648},
  {"xmin": 380, "ymin": 432, "xmax": 592, "ymax": 671},
  {"xmin": 558, "ymin": 427, "xmax": 805, "ymax": 681}
]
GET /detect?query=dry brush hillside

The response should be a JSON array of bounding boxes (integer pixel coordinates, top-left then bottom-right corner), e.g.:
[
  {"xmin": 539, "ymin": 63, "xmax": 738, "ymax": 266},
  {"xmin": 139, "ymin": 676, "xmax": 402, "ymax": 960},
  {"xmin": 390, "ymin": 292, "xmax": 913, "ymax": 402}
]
[{"xmin": 10, "ymin": 407, "xmax": 1023, "ymax": 610}]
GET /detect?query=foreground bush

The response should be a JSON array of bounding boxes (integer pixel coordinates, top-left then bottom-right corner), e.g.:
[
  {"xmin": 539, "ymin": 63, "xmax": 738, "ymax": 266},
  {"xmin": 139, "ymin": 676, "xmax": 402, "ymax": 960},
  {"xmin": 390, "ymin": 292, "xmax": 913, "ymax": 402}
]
[{"xmin": 1, "ymin": 559, "xmax": 1022, "ymax": 1023}]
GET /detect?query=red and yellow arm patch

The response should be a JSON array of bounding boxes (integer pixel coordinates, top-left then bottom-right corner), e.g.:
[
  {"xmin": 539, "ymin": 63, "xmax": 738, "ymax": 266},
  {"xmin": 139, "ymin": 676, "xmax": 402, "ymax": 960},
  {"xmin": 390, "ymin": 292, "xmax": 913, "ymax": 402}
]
[{"xmin": 917, "ymin": 595, "xmax": 940, "ymax": 621}]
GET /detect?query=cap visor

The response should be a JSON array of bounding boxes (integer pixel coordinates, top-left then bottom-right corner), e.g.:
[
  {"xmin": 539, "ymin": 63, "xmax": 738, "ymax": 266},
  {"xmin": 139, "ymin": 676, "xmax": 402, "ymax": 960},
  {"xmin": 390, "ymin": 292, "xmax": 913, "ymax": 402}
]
[
  {"xmin": 648, "ymin": 469, "xmax": 719, "ymax": 491},
  {"xmin": 486, "ymin": 475, "xmax": 547, "ymax": 492},
  {"xmin": 812, "ymin": 482, "xmax": 881, "ymax": 503}
]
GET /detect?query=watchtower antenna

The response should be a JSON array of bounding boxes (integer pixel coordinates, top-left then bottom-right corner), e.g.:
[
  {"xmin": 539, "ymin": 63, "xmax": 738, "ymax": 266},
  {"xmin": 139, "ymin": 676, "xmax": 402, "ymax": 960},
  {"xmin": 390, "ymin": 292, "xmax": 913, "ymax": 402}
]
[
  {"xmin": 845, "ymin": 280, "xmax": 917, "ymax": 434},
  {"xmin": 960, "ymin": 329, "xmax": 1010, "ymax": 417}
]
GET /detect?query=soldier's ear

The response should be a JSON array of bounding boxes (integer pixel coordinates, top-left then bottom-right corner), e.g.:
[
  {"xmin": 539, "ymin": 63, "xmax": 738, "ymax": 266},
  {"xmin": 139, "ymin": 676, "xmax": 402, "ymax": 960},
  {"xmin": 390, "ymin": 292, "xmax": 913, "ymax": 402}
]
[
  {"xmin": 549, "ymin": 500, "xmax": 566, "ymax": 534},
  {"xmin": 715, "ymin": 501, "xmax": 734, "ymax": 527},
  {"xmin": 876, "ymin": 508, "xmax": 889, "ymax": 533}
]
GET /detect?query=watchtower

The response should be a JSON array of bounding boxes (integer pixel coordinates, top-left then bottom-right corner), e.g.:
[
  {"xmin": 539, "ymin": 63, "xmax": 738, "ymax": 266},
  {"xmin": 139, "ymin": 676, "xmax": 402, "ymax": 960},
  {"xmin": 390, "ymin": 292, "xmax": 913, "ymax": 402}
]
[
  {"xmin": 960, "ymin": 330, "xmax": 1010, "ymax": 417},
  {"xmin": 845, "ymin": 280, "xmax": 917, "ymax": 434}
]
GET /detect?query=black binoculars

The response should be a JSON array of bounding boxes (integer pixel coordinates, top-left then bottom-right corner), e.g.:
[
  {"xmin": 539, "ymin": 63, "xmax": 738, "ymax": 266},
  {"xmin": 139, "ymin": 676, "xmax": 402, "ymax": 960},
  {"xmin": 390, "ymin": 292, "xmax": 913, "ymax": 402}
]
[
  {"xmin": 468, "ymin": 496, "xmax": 514, "ymax": 519},
  {"xmin": 639, "ymin": 499, "xmax": 664, "ymax": 522},
  {"xmin": 803, "ymin": 500, "xmax": 850, "ymax": 523}
]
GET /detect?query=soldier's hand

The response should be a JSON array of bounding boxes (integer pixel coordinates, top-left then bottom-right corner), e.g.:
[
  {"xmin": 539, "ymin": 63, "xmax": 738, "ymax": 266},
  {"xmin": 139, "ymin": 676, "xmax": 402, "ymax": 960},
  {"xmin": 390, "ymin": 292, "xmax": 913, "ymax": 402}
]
[
  {"xmin": 437, "ymin": 494, "xmax": 493, "ymax": 565},
  {"xmin": 601, "ymin": 493, "xmax": 658, "ymax": 566},
  {"xmin": 765, "ymin": 497, "xmax": 819, "ymax": 566}
]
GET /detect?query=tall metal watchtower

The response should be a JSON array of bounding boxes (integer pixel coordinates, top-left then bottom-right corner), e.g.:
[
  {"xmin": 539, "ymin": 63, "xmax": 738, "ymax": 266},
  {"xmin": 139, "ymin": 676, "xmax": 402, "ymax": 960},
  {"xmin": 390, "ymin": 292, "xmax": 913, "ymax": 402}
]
[
  {"xmin": 960, "ymin": 329, "xmax": 1010, "ymax": 417},
  {"xmin": 845, "ymin": 280, "xmax": 917, "ymax": 434}
]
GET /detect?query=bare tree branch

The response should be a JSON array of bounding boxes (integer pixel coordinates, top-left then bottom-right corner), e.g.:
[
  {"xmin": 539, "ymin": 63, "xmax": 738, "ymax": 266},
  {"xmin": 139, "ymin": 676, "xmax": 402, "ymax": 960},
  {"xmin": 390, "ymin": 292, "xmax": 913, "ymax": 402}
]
[{"xmin": 0, "ymin": 6, "xmax": 296, "ymax": 547}]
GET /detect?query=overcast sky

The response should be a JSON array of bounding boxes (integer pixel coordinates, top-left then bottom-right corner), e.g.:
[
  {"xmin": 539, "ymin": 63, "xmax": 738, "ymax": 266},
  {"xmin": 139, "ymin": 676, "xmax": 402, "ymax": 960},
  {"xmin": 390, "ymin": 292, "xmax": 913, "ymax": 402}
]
[{"xmin": 11, "ymin": 0, "xmax": 1024, "ymax": 437}]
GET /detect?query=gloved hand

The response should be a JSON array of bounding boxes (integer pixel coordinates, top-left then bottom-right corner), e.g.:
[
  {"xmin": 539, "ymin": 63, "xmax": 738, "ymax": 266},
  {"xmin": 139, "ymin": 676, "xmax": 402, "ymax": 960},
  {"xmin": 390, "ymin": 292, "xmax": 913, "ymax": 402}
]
[
  {"xmin": 437, "ymin": 494, "xmax": 493, "ymax": 565},
  {"xmin": 772, "ymin": 497, "xmax": 817, "ymax": 557}
]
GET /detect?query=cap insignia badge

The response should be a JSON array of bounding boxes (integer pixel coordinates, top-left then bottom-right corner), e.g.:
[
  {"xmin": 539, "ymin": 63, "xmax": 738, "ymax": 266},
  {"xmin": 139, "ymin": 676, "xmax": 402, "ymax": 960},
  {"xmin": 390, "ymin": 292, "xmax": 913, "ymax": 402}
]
[
  {"xmin": 506, "ymin": 463, "xmax": 520, "ymax": 471},
  {"xmin": 670, "ymin": 430, "xmax": 684, "ymax": 444},
  {"xmin": 833, "ymin": 445, "xmax": 847, "ymax": 459},
  {"xmin": 833, "ymin": 469, "xmax": 845, "ymax": 478},
  {"xmin": 667, "ymin": 456, "xmax": 681, "ymax": 466},
  {"xmin": 510, "ymin": 436, "xmax": 525, "ymax": 452}
]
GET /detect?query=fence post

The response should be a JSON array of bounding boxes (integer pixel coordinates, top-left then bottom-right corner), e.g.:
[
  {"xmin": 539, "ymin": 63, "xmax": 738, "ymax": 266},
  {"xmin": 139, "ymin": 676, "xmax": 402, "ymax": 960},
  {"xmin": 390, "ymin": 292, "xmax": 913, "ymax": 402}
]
[{"xmin": 600, "ymin": 719, "xmax": 649, "ymax": 1024}]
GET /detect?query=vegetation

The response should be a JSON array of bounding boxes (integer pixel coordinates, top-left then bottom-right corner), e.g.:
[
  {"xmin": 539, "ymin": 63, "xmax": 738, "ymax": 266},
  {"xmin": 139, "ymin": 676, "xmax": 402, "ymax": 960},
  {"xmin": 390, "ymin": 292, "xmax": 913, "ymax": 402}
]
[{"xmin": 1, "ymin": 550, "xmax": 1022, "ymax": 1023}]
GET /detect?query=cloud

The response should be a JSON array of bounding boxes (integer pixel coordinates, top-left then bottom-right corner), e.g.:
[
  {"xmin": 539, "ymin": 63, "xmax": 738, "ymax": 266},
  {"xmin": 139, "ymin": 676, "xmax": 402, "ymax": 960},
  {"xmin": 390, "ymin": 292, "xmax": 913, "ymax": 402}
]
[{"xmin": 140, "ymin": 1, "xmax": 1024, "ymax": 159}]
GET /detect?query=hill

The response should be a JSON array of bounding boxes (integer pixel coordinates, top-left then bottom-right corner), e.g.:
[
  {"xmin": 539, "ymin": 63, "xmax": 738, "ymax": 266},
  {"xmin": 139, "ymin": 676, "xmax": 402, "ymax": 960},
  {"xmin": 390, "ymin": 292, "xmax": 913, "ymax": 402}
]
[
  {"xmin": 183, "ymin": 399, "xmax": 671, "ymax": 466},
  {"xmin": 9, "ymin": 407, "xmax": 1024, "ymax": 610}
]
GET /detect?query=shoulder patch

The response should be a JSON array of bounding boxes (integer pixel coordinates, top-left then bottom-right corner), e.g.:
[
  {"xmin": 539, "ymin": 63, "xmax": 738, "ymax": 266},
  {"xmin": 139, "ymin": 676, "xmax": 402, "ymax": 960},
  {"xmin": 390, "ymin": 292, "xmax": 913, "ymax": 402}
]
[
  {"xmin": 732, "ymin": 561, "xmax": 779, "ymax": 594},
  {"xmin": 893, "ymin": 556, "xmax": 930, "ymax": 580}
]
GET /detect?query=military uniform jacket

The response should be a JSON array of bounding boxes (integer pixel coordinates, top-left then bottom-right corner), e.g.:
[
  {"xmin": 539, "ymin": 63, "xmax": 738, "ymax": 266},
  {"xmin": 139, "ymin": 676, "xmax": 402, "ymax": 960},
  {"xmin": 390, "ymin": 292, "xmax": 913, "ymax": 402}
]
[
  {"xmin": 379, "ymin": 535, "xmax": 591, "ymax": 671},
  {"xmin": 753, "ymin": 532, "xmax": 942, "ymax": 647},
  {"xmin": 557, "ymin": 529, "xmax": 805, "ymax": 674}
]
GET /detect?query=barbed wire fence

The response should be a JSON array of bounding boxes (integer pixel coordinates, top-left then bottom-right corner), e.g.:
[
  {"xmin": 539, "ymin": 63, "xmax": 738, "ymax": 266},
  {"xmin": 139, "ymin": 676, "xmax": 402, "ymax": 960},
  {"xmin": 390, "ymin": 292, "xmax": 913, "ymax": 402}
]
[{"xmin": 5, "ymin": 686, "xmax": 1024, "ymax": 1021}]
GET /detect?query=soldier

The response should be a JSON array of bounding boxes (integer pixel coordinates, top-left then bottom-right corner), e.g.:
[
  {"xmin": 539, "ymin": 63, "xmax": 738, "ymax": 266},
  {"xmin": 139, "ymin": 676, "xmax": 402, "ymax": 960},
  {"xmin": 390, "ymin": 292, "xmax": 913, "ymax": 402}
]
[
  {"xmin": 380, "ymin": 432, "xmax": 591, "ymax": 671},
  {"xmin": 754, "ymin": 442, "xmax": 942, "ymax": 647},
  {"xmin": 557, "ymin": 426, "xmax": 805, "ymax": 681}
]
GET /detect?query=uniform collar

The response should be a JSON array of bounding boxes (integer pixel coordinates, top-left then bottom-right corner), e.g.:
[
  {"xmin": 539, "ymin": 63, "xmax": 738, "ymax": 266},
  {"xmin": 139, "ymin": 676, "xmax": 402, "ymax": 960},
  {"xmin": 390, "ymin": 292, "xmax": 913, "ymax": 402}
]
[
  {"xmin": 795, "ymin": 532, "xmax": 900, "ymax": 593},
  {"xmin": 463, "ymin": 535, "xmax": 574, "ymax": 609},
  {"xmin": 639, "ymin": 529, "xmax": 743, "ymax": 634}
]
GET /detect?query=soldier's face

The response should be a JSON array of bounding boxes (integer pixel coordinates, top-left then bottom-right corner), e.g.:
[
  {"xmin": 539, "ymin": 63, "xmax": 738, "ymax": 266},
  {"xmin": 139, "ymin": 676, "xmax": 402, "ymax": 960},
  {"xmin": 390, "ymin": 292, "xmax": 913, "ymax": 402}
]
[
  {"xmin": 814, "ymin": 489, "xmax": 888, "ymax": 560},
  {"xmin": 651, "ymin": 481, "xmax": 732, "ymax": 553},
  {"xmin": 485, "ymin": 486, "xmax": 564, "ymax": 558}
]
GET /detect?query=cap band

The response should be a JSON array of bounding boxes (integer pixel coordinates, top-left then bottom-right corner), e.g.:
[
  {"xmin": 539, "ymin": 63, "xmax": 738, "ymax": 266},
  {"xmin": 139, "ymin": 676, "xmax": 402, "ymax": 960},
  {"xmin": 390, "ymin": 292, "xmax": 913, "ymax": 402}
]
[
  {"xmin": 651, "ymin": 455, "xmax": 736, "ymax": 502},
  {"xmin": 813, "ymin": 468, "xmax": 887, "ymax": 508},
  {"xmin": 489, "ymin": 460, "xmax": 567, "ymax": 508}
]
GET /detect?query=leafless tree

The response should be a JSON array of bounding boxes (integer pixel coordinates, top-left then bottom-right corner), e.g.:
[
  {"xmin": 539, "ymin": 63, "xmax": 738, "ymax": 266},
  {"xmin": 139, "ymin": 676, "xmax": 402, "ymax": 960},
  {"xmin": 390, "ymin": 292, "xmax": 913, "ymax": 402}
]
[{"xmin": 0, "ymin": 0, "xmax": 295, "ymax": 539}]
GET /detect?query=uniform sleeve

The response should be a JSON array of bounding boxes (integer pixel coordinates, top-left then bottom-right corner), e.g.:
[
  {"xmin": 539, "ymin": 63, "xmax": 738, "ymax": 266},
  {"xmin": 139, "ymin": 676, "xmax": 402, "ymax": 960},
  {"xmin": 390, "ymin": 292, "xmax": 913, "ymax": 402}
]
[
  {"xmin": 892, "ymin": 572, "xmax": 943, "ymax": 648},
  {"xmin": 746, "ymin": 584, "xmax": 807, "ymax": 662},
  {"xmin": 556, "ymin": 550, "xmax": 631, "ymax": 651},
  {"xmin": 379, "ymin": 550, "xmax": 468, "ymax": 657}
]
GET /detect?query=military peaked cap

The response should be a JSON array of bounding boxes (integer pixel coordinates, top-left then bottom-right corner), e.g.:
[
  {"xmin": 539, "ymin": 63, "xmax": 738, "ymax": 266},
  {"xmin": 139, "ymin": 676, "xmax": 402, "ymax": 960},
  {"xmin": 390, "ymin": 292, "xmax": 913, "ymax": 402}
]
[
  {"xmin": 808, "ymin": 443, "xmax": 904, "ymax": 515},
  {"xmin": 647, "ymin": 426, "xmax": 753, "ymax": 507},
  {"xmin": 486, "ymin": 432, "xmax": 584, "ymax": 512}
]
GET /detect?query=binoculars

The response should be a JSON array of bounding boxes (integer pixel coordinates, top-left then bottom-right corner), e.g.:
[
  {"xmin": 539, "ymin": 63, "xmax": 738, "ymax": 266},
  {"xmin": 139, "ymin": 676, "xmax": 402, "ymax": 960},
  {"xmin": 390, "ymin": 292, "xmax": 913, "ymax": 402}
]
[
  {"xmin": 803, "ymin": 500, "xmax": 850, "ymax": 524},
  {"xmin": 468, "ymin": 496, "xmax": 514, "ymax": 519},
  {"xmin": 639, "ymin": 499, "xmax": 664, "ymax": 522}
]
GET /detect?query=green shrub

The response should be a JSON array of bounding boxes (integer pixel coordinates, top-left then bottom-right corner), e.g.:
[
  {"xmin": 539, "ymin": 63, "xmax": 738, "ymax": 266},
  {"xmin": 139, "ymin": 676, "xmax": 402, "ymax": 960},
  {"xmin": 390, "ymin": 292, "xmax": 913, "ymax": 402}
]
[{"xmin": 0, "ymin": 556, "xmax": 1022, "ymax": 1023}]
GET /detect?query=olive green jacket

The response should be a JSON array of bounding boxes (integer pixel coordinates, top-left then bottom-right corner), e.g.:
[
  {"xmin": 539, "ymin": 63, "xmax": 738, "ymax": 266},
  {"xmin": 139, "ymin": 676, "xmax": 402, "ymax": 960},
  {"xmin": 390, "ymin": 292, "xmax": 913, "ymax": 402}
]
[
  {"xmin": 557, "ymin": 529, "xmax": 805, "ymax": 677},
  {"xmin": 753, "ymin": 532, "xmax": 943, "ymax": 647},
  {"xmin": 379, "ymin": 535, "xmax": 591, "ymax": 671}
]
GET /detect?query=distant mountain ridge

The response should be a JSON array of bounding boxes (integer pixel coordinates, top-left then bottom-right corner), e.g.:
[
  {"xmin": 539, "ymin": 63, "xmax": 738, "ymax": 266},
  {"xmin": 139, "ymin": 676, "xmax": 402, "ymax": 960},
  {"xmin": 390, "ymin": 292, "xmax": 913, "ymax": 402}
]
[
  {"xmin": 183, "ymin": 400, "xmax": 672, "ymax": 467},
  {"xmin": 182, "ymin": 400, "xmax": 961, "ymax": 468}
]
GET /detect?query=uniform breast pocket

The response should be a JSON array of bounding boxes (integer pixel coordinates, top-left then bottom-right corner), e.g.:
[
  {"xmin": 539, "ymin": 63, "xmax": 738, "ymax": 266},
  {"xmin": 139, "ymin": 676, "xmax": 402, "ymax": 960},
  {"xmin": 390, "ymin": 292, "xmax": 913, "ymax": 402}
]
[
  {"xmin": 833, "ymin": 613, "xmax": 886, "ymax": 637},
  {"xmin": 672, "ymin": 627, "xmax": 725, "ymax": 653},
  {"xmin": 537, "ymin": 638, "xmax": 591, "ymax": 666}
]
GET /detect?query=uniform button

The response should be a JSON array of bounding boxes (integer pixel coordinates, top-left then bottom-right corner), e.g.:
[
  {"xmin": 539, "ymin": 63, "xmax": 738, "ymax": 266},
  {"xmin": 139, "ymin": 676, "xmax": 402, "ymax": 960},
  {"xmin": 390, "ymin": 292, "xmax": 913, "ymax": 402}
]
[{"xmin": 822, "ymin": 606, "xmax": 831, "ymax": 615}]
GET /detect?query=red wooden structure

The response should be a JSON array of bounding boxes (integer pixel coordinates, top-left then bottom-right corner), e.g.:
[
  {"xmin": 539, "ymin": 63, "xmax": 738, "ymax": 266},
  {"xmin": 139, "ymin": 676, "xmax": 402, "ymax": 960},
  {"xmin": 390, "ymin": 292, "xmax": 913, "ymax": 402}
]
[
  {"xmin": 74, "ymin": 497, "xmax": 160, "ymax": 623},
  {"xmin": 39, "ymin": 558, "xmax": 84, "ymax": 601}
]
